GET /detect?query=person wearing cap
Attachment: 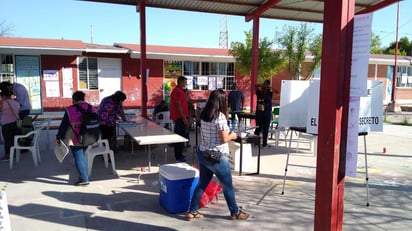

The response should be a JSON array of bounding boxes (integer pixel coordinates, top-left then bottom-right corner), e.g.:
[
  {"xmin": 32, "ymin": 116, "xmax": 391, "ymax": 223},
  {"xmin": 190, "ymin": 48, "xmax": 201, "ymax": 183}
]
[{"xmin": 254, "ymin": 80, "xmax": 273, "ymax": 147}]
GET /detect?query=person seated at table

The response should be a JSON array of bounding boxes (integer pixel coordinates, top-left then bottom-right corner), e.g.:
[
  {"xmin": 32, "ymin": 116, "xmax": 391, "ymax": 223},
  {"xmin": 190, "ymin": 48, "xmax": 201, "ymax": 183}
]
[
  {"xmin": 97, "ymin": 91, "xmax": 127, "ymax": 151},
  {"xmin": 153, "ymin": 100, "xmax": 169, "ymax": 121}
]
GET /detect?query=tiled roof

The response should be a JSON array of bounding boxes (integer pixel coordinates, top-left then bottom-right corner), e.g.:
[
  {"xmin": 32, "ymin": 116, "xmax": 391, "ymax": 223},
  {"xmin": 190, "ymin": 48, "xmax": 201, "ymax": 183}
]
[
  {"xmin": 115, "ymin": 43, "xmax": 230, "ymax": 56},
  {"xmin": 0, "ymin": 37, "xmax": 85, "ymax": 49}
]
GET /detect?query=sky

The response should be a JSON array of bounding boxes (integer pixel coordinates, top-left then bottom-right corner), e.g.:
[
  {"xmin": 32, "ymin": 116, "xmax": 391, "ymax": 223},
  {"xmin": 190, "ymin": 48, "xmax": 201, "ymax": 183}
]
[{"xmin": 1, "ymin": 0, "xmax": 411, "ymax": 49}]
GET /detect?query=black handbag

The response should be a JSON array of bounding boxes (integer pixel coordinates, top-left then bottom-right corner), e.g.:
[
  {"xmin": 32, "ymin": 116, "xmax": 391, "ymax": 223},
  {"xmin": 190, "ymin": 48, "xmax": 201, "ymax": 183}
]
[{"xmin": 204, "ymin": 150, "xmax": 223, "ymax": 163}]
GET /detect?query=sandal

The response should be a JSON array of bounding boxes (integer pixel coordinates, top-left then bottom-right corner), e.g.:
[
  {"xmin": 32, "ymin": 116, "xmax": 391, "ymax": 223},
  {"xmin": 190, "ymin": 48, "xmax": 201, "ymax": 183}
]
[
  {"xmin": 230, "ymin": 210, "xmax": 250, "ymax": 220},
  {"xmin": 186, "ymin": 212, "xmax": 204, "ymax": 221}
]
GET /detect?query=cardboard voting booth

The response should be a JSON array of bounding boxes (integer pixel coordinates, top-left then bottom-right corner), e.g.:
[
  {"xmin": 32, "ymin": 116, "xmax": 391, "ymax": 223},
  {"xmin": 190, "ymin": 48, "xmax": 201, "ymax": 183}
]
[
  {"xmin": 279, "ymin": 79, "xmax": 383, "ymax": 179},
  {"xmin": 279, "ymin": 80, "xmax": 383, "ymax": 134},
  {"xmin": 228, "ymin": 141, "xmax": 252, "ymax": 172}
]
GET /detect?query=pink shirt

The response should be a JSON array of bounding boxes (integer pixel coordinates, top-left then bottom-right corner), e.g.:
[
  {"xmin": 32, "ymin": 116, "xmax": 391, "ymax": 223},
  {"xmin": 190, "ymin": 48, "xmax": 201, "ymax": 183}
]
[{"xmin": 1, "ymin": 99, "xmax": 20, "ymax": 125}]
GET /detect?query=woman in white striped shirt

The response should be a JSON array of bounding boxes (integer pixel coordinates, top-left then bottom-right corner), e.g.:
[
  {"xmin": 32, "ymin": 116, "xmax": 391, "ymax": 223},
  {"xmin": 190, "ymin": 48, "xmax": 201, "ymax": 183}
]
[{"xmin": 187, "ymin": 89, "xmax": 250, "ymax": 221}]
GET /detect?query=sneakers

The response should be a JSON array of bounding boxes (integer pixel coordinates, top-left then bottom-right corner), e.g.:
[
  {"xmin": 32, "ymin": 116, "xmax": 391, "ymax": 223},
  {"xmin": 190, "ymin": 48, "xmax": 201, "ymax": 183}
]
[
  {"xmin": 186, "ymin": 212, "xmax": 204, "ymax": 221},
  {"xmin": 176, "ymin": 155, "xmax": 187, "ymax": 162},
  {"xmin": 230, "ymin": 210, "xmax": 250, "ymax": 220},
  {"xmin": 74, "ymin": 180, "xmax": 90, "ymax": 186}
]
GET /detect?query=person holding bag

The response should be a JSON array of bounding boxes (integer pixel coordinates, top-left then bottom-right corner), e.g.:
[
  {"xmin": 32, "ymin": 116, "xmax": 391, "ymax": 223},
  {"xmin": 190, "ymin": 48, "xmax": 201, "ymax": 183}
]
[
  {"xmin": 187, "ymin": 89, "xmax": 250, "ymax": 221},
  {"xmin": 254, "ymin": 80, "xmax": 273, "ymax": 148},
  {"xmin": 0, "ymin": 87, "xmax": 20, "ymax": 161},
  {"xmin": 56, "ymin": 91, "xmax": 95, "ymax": 186}
]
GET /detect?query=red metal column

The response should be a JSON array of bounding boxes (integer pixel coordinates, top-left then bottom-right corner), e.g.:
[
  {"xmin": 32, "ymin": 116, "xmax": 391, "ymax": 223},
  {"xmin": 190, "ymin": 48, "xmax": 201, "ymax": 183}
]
[
  {"xmin": 391, "ymin": 2, "xmax": 400, "ymax": 106},
  {"xmin": 314, "ymin": 0, "xmax": 354, "ymax": 230},
  {"xmin": 138, "ymin": 0, "xmax": 148, "ymax": 118},
  {"xmin": 250, "ymin": 17, "xmax": 259, "ymax": 112}
]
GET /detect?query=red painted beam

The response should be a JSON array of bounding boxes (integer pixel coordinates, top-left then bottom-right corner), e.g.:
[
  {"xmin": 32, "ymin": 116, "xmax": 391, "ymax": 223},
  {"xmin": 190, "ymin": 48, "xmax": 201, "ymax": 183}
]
[
  {"xmin": 250, "ymin": 17, "xmax": 260, "ymax": 113},
  {"xmin": 314, "ymin": 0, "xmax": 354, "ymax": 230},
  {"xmin": 138, "ymin": 0, "xmax": 148, "ymax": 118},
  {"xmin": 246, "ymin": 0, "xmax": 281, "ymax": 22}
]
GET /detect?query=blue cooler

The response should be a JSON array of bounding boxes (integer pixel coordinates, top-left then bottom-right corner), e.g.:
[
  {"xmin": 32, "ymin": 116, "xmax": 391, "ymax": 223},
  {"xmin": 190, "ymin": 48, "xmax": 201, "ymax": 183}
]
[{"xmin": 159, "ymin": 163, "xmax": 199, "ymax": 214}]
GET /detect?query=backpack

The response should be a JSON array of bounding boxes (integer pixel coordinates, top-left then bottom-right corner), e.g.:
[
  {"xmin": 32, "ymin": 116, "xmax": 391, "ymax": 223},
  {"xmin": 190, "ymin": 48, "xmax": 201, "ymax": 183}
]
[{"xmin": 73, "ymin": 104, "xmax": 100, "ymax": 146}]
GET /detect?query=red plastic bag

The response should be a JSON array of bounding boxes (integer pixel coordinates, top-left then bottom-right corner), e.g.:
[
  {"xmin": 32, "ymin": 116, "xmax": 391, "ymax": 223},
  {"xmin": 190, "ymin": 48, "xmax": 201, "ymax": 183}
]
[{"xmin": 199, "ymin": 180, "xmax": 223, "ymax": 208}]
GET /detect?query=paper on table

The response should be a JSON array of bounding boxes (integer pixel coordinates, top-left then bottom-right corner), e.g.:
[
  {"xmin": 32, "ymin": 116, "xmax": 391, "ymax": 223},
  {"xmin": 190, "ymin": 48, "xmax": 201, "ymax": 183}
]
[{"xmin": 54, "ymin": 139, "xmax": 69, "ymax": 163}]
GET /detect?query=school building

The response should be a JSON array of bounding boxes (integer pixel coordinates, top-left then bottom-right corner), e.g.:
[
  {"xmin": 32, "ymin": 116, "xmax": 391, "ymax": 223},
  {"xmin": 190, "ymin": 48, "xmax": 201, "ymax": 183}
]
[{"xmin": 0, "ymin": 36, "xmax": 411, "ymax": 114}]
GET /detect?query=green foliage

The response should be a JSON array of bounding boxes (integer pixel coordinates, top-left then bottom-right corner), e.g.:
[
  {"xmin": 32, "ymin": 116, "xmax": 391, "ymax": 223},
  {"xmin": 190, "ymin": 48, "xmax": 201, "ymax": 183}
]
[
  {"xmin": 370, "ymin": 32, "xmax": 383, "ymax": 54},
  {"xmin": 229, "ymin": 30, "xmax": 286, "ymax": 83},
  {"xmin": 276, "ymin": 23, "xmax": 314, "ymax": 80},
  {"xmin": 384, "ymin": 36, "xmax": 412, "ymax": 55},
  {"xmin": 305, "ymin": 34, "xmax": 322, "ymax": 80}
]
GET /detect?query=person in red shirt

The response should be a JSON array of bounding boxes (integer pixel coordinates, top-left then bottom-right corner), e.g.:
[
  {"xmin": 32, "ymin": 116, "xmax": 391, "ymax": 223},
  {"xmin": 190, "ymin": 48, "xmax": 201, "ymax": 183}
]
[{"xmin": 170, "ymin": 76, "xmax": 189, "ymax": 162}]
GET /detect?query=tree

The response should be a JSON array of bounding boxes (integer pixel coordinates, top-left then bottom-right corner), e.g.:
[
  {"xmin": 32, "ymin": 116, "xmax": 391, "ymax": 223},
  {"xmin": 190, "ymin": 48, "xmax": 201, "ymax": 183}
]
[
  {"xmin": 305, "ymin": 33, "xmax": 322, "ymax": 80},
  {"xmin": 384, "ymin": 36, "xmax": 412, "ymax": 55},
  {"xmin": 276, "ymin": 23, "xmax": 314, "ymax": 80},
  {"xmin": 229, "ymin": 30, "xmax": 286, "ymax": 84},
  {"xmin": 370, "ymin": 32, "xmax": 383, "ymax": 54},
  {"xmin": 0, "ymin": 20, "xmax": 13, "ymax": 37}
]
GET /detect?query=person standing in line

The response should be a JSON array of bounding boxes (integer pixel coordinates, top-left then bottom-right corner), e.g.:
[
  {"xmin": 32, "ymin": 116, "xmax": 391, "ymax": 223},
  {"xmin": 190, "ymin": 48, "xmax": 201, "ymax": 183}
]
[
  {"xmin": 13, "ymin": 82, "xmax": 31, "ymax": 119},
  {"xmin": 170, "ymin": 76, "xmax": 189, "ymax": 162},
  {"xmin": 97, "ymin": 91, "xmax": 127, "ymax": 151},
  {"xmin": 187, "ymin": 89, "xmax": 249, "ymax": 221},
  {"xmin": 0, "ymin": 81, "xmax": 31, "ymax": 119},
  {"xmin": 56, "ymin": 91, "xmax": 95, "ymax": 186},
  {"xmin": 227, "ymin": 82, "xmax": 244, "ymax": 120},
  {"xmin": 0, "ymin": 87, "xmax": 20, "ymax": 161},
  {"xmin": 254, "ymin": 80, "xmax": 273, "ymax": 147}
]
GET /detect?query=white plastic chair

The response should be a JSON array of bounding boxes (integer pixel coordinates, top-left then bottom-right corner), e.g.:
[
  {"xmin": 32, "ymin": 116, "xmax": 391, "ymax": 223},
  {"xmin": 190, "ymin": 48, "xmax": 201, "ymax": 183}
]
[
  {"xmin": 9, "ymin": 128, "xmax": 42, "ymax": 169},
  {"xmin": 156, "ymin": 111, "xmax": 174, "ymax": 131},
  {"xmin": 85, "ymin": 138, "xmax": 117, "ymax": 177},
  {"xmin": 33, "ymin": 118, "xmax": 51, "ymax": 150}
]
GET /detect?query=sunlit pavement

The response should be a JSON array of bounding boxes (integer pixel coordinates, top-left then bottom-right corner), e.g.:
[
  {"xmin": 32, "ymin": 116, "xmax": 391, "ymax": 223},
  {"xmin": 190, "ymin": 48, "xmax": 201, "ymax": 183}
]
[{"xmin": 0, "ymin": 123, "xmax": 411, "ymax": 230}]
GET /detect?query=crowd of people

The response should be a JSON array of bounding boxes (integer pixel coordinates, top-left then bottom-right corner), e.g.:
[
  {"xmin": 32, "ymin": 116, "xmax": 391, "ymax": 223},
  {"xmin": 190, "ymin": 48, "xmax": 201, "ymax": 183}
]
[{"xmin": 2, "ymin": 76, "xmax": 280, "ymax": 220}]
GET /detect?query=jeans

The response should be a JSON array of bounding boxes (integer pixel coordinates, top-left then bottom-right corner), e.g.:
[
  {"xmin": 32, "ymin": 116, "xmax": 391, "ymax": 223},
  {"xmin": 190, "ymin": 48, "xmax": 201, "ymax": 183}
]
[
  {"xmin": 71, "ymin": 146, "xmax": 89, "ymax": 183},
  {"xmin": 189, "ymin": 149, "xmax": 239, "ymax": 216},
  {"xmin": 173, "ymin": 118, "xmax": 188, "ymax": 159},
  {"xmin": 100, "ymin": 124, "xmax": 116, "ymax": 150},
  {"xmin": 254, "ymin": 111, "xmax": 272, "ymax": 146}
]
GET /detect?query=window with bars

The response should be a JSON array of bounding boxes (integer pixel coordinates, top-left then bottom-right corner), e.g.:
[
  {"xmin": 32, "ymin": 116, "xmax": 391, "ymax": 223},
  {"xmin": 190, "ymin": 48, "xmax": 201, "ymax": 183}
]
[
  {"xmin": 396, "ymin": 65, "xmax": 412, "ymax": 88},
  {"xmin": 78, "ymin": 57, "xmax": 98, "ymax": 90},
  {"xmin": 183, "ymin": 61, "xmax": 235, "ymax": 91},
  {"xmin": 0, "ymin": 54, "xmax": 14, "ymax": 83}
]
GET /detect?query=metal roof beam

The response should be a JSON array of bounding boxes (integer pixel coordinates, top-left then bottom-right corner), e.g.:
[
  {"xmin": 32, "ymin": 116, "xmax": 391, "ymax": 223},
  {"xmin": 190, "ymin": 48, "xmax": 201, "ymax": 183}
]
[
  {"xmin": 356, "ymin": 0, "xmax": 402, "ymax": 14},
  {"xmin": 245, "ymin": 0, "xmax": 281, "ymax": 22}
]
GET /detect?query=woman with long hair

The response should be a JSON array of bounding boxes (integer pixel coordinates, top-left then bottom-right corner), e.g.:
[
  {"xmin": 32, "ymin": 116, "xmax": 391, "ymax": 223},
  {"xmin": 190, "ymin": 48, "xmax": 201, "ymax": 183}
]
[{"xmin": 187, "ymin": 89, "xmax": 249, "ymax": 221}]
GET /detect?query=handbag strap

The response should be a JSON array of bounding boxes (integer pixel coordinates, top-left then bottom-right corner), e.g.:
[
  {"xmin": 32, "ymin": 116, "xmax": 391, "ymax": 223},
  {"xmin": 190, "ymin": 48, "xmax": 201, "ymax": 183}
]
[{"xmin": 4, "ymin": 99, "xmax": 19, "ymax": 120}]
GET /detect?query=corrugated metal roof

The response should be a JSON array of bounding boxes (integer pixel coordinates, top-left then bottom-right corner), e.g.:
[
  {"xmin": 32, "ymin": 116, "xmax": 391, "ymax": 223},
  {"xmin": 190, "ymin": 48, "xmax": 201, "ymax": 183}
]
[{"xmin": 81, "ymin": 0, "xmax": 402, "ymax": 23}]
